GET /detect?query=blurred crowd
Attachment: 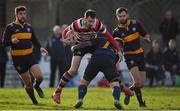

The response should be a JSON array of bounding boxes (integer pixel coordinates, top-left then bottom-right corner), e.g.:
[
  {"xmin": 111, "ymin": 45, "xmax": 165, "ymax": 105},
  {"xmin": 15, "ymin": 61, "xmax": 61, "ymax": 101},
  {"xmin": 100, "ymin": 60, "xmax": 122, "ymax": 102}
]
[
  {"xmin": 145, "ymin": 11, "xmax": 180, "ymax": 87},
  {"xmin": 0, "ymin": 10, "xmax": 180, "ymax": 88}
]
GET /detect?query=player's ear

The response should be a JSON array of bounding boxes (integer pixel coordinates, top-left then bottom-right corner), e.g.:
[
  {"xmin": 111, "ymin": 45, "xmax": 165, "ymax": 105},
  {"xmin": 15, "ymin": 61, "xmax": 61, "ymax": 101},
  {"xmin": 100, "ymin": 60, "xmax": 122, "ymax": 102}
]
[{"xmin": 127, "ymin": 14, "xmax": 129, "ymax": 18}]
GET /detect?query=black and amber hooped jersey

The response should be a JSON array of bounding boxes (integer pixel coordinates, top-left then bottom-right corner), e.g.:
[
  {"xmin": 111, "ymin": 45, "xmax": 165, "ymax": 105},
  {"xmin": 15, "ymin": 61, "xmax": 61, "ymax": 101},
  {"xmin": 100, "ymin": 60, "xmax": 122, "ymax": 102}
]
[
  {"xmin": 113, "ymin": 20, "xmax": 147, "ymax": 57},
  {"xmin": 93, "ymin": 37, "xmax": 118, "ymax": 60},
  {"xmin": 2, "ymin": 21, "xmax": 41, "ymax": 56}
]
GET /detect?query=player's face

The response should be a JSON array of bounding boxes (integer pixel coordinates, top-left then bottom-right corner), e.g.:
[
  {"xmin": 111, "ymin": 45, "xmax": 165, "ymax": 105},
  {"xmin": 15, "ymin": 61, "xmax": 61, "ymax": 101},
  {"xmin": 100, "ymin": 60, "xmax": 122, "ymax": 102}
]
[
  {"xmin": 85, "ymin": 16, "xmax": 95, "ymax": 27},
  {"xmin": 116, "ymin": 11, "xmax": 128, "ymax": 24},
  {"xmin": 16, "ymin": 10, "xmax": 27, "ymax": 23}
]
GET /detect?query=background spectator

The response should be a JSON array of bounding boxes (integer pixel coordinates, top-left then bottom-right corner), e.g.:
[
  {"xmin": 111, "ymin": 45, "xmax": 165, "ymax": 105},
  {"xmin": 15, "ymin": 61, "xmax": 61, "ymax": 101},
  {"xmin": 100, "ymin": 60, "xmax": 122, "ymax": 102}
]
[
  {"xmin": 46, "ymin": 25, "xmax": 68, "ymax": 87},
  {"xmin": 145, "ymin": 40, "xmax": 164, "ymax": 87},
  {"xmin": 159, "ymin": 11, "xmax": 179, "ymax": 48},
  {"xmin": 163, "ymin": 39, "xmax": 179, "ymax": 86}
]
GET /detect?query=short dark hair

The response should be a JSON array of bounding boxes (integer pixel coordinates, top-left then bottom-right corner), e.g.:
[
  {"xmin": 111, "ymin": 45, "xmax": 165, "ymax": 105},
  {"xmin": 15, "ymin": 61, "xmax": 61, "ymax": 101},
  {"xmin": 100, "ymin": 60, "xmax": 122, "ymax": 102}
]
[
  {"xmin": 15, "ymin": 6, "xmax": 26, "ymax": 15},
  {"xmin": 84, "ymin": 9, "xmax": 96, "ymax": 18},
  {"xmin": 116, "ymin": 7, "xmax": 128, "ymax": 15}
]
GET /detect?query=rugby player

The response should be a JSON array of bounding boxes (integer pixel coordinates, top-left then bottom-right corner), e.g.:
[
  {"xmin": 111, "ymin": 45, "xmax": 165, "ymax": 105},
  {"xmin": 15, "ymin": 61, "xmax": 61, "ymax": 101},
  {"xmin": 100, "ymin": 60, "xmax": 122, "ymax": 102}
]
[
  {"xmin": 52, "ymin": 9, "xmax": 120, "ymax": 104},
  {"xmin": 113, "ymin": 7, "xmax": 151, "ymax": 107},
  {"xmin": 2, "ymin": 6, "xmax": 48, "ymax": 105},
  {"xmin": 73, "ymin": 37, "xmax": 125, "ymax": 109}
]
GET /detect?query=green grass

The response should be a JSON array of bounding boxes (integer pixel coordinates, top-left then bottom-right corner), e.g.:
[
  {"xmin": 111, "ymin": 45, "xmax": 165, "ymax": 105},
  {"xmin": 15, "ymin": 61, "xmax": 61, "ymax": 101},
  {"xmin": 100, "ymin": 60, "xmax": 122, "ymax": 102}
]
[{"xmin": 0, "ymin": 87, "xmax": 180, "ymax": 110}]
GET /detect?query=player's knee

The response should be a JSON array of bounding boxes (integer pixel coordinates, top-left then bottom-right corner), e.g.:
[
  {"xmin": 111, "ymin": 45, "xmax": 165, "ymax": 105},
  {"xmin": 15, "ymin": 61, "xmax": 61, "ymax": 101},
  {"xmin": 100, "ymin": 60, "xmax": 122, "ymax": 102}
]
[
  {"xmin": 36, "ymin": 75, "xmax": 43, "ymax": 82},
  {"xmin": 68, "ymin": 68, "xmax": 78, "ymax": 75},
  {"xmin": 80, "ymin": 78, "xmax": 89, "ymax": 86},
  {"xmin": 24, "ymin": 82, "xmax": 32, "ymax": 89},
  {"xmin": 139, "ymin": 81, "xmax": 145, "ymax": 87},
  {"xmin": 134, "ymin": 76, "xmax": 142, "ymax": 84},
  {"xmin": 134, "ymin": 83, "xmax": 141, "ymax": 87}
]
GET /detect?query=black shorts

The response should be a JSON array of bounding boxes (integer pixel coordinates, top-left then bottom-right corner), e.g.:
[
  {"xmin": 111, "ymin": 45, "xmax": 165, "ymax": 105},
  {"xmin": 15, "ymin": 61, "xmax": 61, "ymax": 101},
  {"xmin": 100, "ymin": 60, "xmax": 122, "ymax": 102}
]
[
  {"xmin": 12, "ymin": 53, "xmax": 38, "ymax": 74},
  {"xmin": 125, "ymin": 54, "xmax": 146, "ymax": 71},
  {"xmin": 83, "ymin": 55, "xmax": 120, "ymax": 82},
  {"xmin": 73, "ymin": 46, "xmax": 96, "ymax": 56}
]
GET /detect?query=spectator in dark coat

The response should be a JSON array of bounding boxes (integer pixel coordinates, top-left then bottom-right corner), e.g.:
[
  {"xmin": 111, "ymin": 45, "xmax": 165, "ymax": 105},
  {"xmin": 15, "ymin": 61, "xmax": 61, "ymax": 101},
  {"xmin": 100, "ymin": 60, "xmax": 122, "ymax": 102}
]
[
  {"xmin": 159, "ymin": 11, "xmax": 179, "ymax": 48},
  {"xmin": 145, "ymin": 40, "xmax": 164, "ymax": 87},
  {"xmin": 46, "ymin": 25, "xmax": 68, "ymax": 87},
  {"xmin": 163, "ymin": 39, "xmax": 179, "ymax": 86}
]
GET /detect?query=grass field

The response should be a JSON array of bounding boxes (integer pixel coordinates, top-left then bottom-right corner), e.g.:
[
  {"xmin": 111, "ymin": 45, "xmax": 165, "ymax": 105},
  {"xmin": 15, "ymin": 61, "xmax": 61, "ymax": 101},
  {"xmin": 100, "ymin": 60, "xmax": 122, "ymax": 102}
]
[{"xmin": 0, "ymin": 87, "xmax": 180, "ymax": 110}]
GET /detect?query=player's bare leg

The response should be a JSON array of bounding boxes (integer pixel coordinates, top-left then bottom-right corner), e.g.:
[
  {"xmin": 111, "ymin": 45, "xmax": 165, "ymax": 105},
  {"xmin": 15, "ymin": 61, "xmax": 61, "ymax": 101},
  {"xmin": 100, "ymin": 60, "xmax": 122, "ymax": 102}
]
[
  {"xmin": 52, "ymin": 56, "xmax": 82, "ymax": 104},
  {"xmin": 20, "ymin": 71, "xmax": 38, "ymax": 105},
  {"xmin": 30, "ymin": 64, "xmax": 44, "ymax": 98},
  {"xmin": 139, "ymin": 71, "xmax": 146, "ymax": 85}
]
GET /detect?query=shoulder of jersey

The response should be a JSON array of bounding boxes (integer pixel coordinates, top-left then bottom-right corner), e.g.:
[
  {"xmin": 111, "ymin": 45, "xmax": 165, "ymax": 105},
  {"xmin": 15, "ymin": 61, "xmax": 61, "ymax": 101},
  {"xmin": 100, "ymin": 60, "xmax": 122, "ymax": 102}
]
[
  {"xmin": 74, "ymin": 18, "xmax": 82, "ymax": 23},
  {"xmin": 26, "ymin": 23, "xmax": 31, "ymax": 26},
  {"xmin": 114, "ymin": 27, "xmax": 119, "ymax": 32},
  {"xmin": 130, "ymin": 19, "xmax": 137, "ymax": 24},
  {"xmin": 6, "ymin": 22, "xmax": 14, "ymax": 28}
]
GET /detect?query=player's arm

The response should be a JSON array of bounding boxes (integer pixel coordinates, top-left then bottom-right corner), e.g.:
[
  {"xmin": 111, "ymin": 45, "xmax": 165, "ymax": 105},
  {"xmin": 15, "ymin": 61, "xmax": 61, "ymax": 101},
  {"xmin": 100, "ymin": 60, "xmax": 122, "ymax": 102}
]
[
  {"xmin": 62, "ymin": 26, "xmax": 70, "ymax": 40},
  {"xmin": 143, "ymin": 34, "xmax": 151, "ymax": 43},
  {"xmin": 2, "ymin": 25, "xmax": 17, "ymax": 46},
  {"xmin": 31, "ymin": 29, "xmax": 48, "ymax": 55},
  {"xmin": 99, "ymin": 22, "xmax": 120, "ymax": 51},
  {"xmin": 71, "ymin": 40, "xmax": 95, "ymax": 52},
  {"xmin": 115, "ymin": 47, "xmax": 123, "ymax": 63},
  {"xmin": 62, "ymin": 22, "xmax": 78, "ymax": 45},
  {"xmin": 31, "ymin": 29, "xmax": 41, "ymax": 49},
  {"xmin": 62, "ymin": 26, "xmax": 73, "ymax": 45},
  {"xmin": 137, "ymin": 21, "xmax": 151, "ymax": 43}
]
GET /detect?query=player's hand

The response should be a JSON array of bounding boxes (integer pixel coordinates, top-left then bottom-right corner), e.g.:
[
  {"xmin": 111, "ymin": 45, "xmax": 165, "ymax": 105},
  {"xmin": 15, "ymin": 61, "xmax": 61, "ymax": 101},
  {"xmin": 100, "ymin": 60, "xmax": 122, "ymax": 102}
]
[
  {"xmin": 71, "ymin": 41, "xmax": 93, "ymax": 52},
  {"xmin": 143, "ymin": 35, "xmax": 151, "ymax": 43},
  {"xmin": 143, "ymin": 37, "xmax": 151, "ymax": 43},
  {"xmin": 115, "ymin": 50, "xmax": 123, "ymax": 62},
  {"xmin": 63, "ymin": 31, "xmax": 78, "ymax": 45},
  {"xmin": 118, "ymin": 51, "xmax": 123, "ymax": 62},
  {"xmin": 11, "ymin": 38, "xmax": 20, "ymax": 44},
  {"xmin": 40, "ymin": 47, "xmax": 48, "ymax": 55}
]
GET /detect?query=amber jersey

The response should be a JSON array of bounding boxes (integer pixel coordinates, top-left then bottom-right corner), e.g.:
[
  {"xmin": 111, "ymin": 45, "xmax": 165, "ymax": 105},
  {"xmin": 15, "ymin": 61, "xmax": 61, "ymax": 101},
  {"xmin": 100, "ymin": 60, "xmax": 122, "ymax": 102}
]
[
  {"xmin": 2, "ymin": 21, "xmax": 41, "ymax": 57},
  {"xmin": 113, "ymin": 20, "xmax": 147, "ymax": 60}
]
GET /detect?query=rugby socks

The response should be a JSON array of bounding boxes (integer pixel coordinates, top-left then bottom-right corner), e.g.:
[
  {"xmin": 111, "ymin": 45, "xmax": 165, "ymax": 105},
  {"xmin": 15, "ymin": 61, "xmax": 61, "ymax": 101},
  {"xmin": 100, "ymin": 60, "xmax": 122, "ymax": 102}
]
[
  {"xmin": 25, "ymin": 87, "xmax": 38, "ymax": 105},
  {"xmin": 58, "ymin": 72, "xmax": 73, "ymax": 90},
  {"xmin": 78, "ymin": 85, "xmax": 87, "ymax": 101},
  {"xmin": 130, "ymin": 87, "xmax": 134, "ymax": 91},
  {"xmin": 112, "ymin": 86, "xmax": 120, "ymax": 101},
  {"xmin": 34, "ymin": 80, "xmax": 41, "ymax": 88},
  {"xmin": 134, "ymin": 87, "xmax": 144, "ymax": 104},
  {"xmin": 125, "ymin": 87, "xmax": 134, "ymax": 102}
]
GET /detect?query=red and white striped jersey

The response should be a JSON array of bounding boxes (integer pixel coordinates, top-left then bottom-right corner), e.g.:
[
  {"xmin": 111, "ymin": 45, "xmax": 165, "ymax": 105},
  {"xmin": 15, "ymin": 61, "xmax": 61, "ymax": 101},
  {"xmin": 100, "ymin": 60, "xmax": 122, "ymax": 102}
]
[
  {"xmin": 62, "ymin": 18, "xmax": 120, "ymax": 51},
  {"xmin": 63, "ymin": 18, "xmax": 107, "ymax": 42}
]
